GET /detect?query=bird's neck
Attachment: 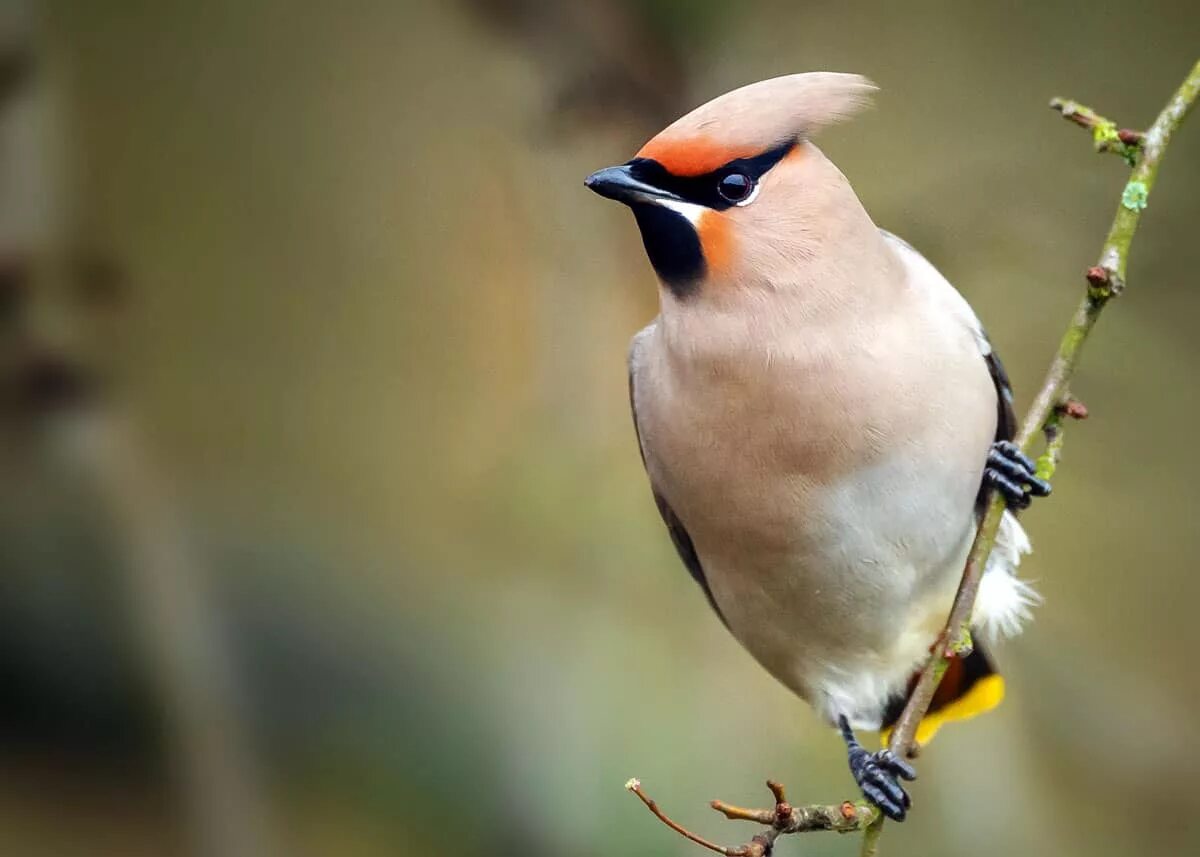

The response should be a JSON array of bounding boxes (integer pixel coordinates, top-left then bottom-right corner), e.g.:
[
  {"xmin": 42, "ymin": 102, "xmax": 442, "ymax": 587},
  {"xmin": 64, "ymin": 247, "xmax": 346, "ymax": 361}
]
[{"xmin": 655, "ymin": 223, "xmax": 901, "ymax": 366}]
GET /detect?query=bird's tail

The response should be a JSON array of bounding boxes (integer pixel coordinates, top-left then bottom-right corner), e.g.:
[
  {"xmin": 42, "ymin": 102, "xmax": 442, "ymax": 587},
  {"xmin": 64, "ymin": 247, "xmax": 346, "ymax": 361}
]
[{"xmin": 879, "ymin": 642, "xmax": 1004, "ymax": 747}]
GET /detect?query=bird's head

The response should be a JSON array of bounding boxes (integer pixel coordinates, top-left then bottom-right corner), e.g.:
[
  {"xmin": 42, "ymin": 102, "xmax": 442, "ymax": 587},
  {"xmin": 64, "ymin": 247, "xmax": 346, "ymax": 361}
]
[{"xmin": 586, "ymin": 72, "xmax": 878, "ymax": 303}]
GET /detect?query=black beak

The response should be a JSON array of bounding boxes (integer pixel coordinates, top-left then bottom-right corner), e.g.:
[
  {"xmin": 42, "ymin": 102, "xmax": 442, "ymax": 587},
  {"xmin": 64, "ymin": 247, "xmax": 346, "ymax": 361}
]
[{"xmin": 584, "ymin": 165, "xmax": 682, "ymax": 206}]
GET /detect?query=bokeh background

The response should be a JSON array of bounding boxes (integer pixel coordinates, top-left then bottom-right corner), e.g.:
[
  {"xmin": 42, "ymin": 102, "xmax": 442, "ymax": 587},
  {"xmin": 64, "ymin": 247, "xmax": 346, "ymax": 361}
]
[{"xmin": 3, "ymin": 1, "xmax": 1199, "ymax": 855}]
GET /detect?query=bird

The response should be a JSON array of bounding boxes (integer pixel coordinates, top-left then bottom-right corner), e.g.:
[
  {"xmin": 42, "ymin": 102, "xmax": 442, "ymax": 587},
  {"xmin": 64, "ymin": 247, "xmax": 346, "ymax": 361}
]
[{"xmin": 584, "ymin": 72, "xmax": 1050, "ymax": 821}]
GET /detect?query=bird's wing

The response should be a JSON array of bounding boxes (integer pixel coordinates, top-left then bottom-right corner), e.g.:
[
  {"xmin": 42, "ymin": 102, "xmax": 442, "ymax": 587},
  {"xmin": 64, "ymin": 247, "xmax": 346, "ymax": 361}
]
[
  {"xmin": 980, "ymin": 334, "xmax": 1018, "ymax": 444},
  {"xmin": 879, "ymin": 229, "xmax": 1016, "ymax": 444},
  {"xmin": 628, "ymin": 327, "xmax": 727, "ymax": 625},
  {"xmin": 879, "ymin": 229, "xmax": 1018, "ymax": 520}
]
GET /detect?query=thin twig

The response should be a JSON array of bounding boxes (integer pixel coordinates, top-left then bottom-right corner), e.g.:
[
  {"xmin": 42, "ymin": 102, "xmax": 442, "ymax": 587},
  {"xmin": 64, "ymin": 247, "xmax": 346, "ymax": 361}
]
[
  {"xmin": 878, "ymin": 56, "xmax": 1200, "ymax": 850},
  {"xmin": 627, "ymin": 779, "xmax": 779, "ymax": 856},
  {"xmin": 629, "ymin": 779, "xmax": 876, "ymax": 854},
  {"xmin": 1050, "ymin": 97, "xmax": 1144, "ymax": 164},
  {"xmin": 887, "ymin": 55, "xmax": 1200, "ymax": 761},
  {"xmin": 859, "ymin": 814, "xmax": 885, "ymax": 857},
  {"xmin": 1036, "ymin": 396, "xmax": 1087, "ymax": 482}
]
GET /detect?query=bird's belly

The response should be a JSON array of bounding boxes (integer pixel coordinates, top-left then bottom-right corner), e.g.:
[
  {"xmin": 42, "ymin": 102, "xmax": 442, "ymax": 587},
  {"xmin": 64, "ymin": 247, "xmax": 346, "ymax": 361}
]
[
  {"xmin": 632, "ymin": 312, "xmax": 996, "ymax": 724},
  {"xmin": 675, "ymin": 455, "xmax": 978, "ymax": 725}
]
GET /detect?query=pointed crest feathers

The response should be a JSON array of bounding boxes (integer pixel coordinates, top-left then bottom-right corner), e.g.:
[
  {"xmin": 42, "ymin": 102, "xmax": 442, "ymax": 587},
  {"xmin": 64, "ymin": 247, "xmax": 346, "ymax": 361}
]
[{"xmin": 638, "ymin": 72, "xmax": 876, "ymax": 176}]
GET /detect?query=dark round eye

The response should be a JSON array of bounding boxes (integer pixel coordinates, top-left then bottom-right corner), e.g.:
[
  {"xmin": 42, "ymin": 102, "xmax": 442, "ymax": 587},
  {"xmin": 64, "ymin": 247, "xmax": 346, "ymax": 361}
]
[{"xmin": 717, "ymin": 172, "xmax": 754, "ymax": 204}]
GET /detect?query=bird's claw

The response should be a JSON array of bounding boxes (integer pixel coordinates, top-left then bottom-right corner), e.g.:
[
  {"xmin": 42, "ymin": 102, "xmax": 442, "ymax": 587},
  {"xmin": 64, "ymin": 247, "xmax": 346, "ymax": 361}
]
[
  {"xmin": 848, "ymin": 746, "xmax": 916, "ymax": 822},
  {"xmin": 838, "ymin": 717, "xmax": 917, "ymax": 822},
  {"xmin": 985, "ymin": 440, "xmax": 1051, "ymax": 510}
]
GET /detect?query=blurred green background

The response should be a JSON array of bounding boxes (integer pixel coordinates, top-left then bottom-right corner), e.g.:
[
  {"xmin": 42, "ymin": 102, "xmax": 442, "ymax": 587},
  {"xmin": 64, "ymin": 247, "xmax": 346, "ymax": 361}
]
[{"xmin": 2, "ymin": 1, "xmax": 1198, "ymax": 855}]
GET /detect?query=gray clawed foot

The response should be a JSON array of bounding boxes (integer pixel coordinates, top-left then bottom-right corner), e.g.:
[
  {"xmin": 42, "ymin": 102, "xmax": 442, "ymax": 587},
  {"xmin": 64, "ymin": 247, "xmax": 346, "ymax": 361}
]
[
  {"xmin": 838, "ymin": 716, "xmax": 917, "ymax": 822},
  {"xmin": 986, "ymin": 440, "xmax": 1052, "ymax": 510}
]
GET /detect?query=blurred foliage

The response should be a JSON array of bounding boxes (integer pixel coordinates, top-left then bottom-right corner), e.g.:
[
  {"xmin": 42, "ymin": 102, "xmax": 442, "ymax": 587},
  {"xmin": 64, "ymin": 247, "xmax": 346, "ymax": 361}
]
[{"xmin": 1, "ymin": 0, "xmax": 1197, "ymax": 854}]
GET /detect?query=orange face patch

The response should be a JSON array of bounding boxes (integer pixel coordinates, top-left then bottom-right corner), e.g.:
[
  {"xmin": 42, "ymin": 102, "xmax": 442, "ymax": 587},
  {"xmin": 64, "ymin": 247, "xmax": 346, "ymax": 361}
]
[
  {"xmin": 696, "ymin": 209, "xmax": 734, "ymax": 277},
  {"xmin": 636, "ymin": 136, "xmax": 761, "ymax": 177}
]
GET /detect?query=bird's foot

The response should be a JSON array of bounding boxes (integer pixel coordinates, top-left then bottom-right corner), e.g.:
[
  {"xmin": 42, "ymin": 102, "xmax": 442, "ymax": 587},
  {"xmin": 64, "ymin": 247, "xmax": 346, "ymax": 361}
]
[
  {"xmin": 985, "ymin": 440, "xmax": 1051, "ymax": 510},
  {"xmin": 849, "ymin": 746, "xmax": 916, "ymax": 822},
  {"xmin": 838, "ymin": 716, "xmax": 916, "ymax": 821}
]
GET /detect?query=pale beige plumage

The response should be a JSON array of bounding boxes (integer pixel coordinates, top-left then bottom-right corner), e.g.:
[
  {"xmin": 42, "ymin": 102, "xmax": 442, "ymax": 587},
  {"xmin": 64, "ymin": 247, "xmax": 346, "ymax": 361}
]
[
  {"xmin": 630, "ymin": 228, "xmax": 1022, "ymax": 723},
  {"xmin": 588, "ymin": 74, "xmax": 1042, "ymax": 814}
]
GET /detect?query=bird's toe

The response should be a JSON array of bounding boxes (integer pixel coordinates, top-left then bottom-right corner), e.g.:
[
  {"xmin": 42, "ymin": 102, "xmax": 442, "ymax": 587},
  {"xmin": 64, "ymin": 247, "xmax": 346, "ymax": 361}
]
[
  {"xmin": 851, "ymin": 750, "xmax": 914, "ymax": 821},
  {"xmin": 874, "ymin": 748, "xmax": 917, "ymax": 782},
  {"xmin": 986, "ymin": 440, "xmax": 1051, "ymax": 509}
]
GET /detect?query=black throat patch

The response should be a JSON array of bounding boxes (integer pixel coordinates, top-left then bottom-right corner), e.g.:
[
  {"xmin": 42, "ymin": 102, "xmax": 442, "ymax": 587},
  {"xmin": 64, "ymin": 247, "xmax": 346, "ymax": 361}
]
[{"xmin": 631, "ymin": 203, "xmax": 704, "ymax": 299}]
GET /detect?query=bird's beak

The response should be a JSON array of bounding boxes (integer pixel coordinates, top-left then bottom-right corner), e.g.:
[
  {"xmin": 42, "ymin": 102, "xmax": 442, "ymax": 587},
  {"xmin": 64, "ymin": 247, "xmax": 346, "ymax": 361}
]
[{"xmin": 584, "ymin": 165, "xmax": 682, "ymax": 206}]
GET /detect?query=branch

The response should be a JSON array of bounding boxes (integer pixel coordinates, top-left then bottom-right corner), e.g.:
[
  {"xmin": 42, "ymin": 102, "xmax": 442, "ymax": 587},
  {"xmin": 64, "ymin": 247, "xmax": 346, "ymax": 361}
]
[
  {"xmin": 1049, "ymin": 97, "xmax": 1144, "ymax": 164},
  {"xmin": 626, "ymin": 58, "xmax": 1200, "ymax": 855},
  {"xmin": 880, "ymin": 55, "xmax": 1200, "ymax": 844},
  {"xmin": 886, "ymin": 55, "xmax": 1200, "ymax": 762},
  {"xmin": 626, "ymin": 779, "xmax": 877, "ymax": 856}
]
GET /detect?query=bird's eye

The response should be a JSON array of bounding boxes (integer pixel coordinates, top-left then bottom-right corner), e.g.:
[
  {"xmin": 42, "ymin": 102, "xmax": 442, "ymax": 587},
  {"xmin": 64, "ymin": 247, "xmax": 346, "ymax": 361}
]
[{"xmin": 717, "ymin": 172, "xmax": 755, "ymax": 204}]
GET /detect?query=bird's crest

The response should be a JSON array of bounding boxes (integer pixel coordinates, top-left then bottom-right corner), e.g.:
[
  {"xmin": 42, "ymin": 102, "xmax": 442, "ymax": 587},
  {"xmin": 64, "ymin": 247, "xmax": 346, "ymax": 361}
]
[{"xmin": 637, "ymin": 72, "xmax": 876, "ymax": 176}]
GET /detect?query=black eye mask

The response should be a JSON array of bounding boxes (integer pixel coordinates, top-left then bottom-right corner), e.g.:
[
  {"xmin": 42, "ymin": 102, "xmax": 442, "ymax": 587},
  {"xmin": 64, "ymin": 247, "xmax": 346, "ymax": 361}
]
[{"xmin": 624, "ymin": 139, "xmax": 796, "ymax": 211}]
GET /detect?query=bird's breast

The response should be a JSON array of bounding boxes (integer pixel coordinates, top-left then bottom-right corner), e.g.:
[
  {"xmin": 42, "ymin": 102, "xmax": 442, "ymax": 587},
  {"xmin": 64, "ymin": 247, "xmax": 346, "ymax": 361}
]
[{"xmin": 634, "ymin": 317, "xmax": 993, "ymax": 714}]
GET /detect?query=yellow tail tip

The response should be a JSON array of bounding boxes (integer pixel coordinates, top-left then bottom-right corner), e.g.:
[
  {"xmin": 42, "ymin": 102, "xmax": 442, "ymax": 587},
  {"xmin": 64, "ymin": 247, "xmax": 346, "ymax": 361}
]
[{"xmin": 880, "ymin": 674, "xmax": 1005, "ymax": 748}]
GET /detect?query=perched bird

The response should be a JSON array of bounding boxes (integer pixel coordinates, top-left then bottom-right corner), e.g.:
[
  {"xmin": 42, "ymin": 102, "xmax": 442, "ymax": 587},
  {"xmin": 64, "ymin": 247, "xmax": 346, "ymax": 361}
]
[{"xmin": 585, "ymin": 73, "xmax": 1050, "ymax": 821}]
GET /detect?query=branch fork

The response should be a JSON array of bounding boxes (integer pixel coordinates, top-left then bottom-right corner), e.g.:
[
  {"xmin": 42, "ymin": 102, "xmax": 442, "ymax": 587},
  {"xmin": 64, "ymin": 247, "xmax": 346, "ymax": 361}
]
[
  {"xmin": 1050, "ymin": 97, "xmax": 1145, "ymax": 164},
  {"xmin": 627, "ymin": 778, "xmax": 876, "ymax": 857}
]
